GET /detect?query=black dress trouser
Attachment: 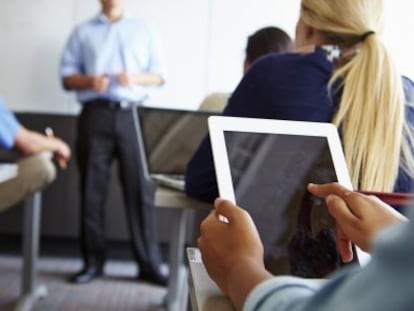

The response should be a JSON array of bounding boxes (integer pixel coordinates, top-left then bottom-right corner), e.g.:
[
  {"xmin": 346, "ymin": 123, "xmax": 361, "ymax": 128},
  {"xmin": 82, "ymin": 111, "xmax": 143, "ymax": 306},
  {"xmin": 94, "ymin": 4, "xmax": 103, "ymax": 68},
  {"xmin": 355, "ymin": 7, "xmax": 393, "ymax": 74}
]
[{"xmin": 76, "ymin": 102, "xmax": 162, "ymax": 273}]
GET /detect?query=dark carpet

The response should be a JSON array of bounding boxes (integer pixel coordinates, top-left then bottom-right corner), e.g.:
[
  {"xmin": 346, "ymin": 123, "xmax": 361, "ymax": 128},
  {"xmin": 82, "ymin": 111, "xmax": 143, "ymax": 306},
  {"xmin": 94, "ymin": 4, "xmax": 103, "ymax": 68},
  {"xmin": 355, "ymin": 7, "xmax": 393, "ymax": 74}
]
[{"xmin": 0, "ymin": 255, "xmax": 167, "ymax": 311}]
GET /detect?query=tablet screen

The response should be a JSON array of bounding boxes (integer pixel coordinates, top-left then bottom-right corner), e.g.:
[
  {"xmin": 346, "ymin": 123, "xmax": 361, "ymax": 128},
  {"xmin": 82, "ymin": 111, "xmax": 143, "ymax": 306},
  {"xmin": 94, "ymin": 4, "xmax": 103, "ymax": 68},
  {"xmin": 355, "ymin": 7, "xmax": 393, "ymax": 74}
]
[{"xmin": 223, "ymin": 131, "xmax": 358, "ymax": 277}]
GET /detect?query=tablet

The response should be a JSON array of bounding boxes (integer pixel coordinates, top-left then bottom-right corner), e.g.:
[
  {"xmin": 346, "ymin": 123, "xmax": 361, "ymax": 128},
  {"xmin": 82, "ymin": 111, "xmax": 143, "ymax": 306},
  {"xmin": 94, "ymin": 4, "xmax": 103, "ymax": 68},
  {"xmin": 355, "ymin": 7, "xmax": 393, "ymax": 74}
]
[{"xmin": 208, "ymin": 116, "xmax": 369, "ymax": 278}]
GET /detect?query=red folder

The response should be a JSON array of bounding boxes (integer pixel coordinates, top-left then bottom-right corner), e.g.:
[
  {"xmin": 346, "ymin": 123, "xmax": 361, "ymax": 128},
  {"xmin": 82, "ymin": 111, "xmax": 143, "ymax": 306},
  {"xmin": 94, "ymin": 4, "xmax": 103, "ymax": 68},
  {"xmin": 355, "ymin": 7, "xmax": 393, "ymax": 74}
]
[{"xmin": 357, "ymin": 191, "xmax": 414, "ymax": 206}]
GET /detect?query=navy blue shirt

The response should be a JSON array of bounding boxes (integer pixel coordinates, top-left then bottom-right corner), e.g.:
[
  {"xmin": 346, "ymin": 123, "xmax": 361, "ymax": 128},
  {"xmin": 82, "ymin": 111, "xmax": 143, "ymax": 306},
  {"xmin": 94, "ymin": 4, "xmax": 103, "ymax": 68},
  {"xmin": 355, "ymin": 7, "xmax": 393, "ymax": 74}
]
[{"xmin": 185, "ymin": 50, "xmax": 414, "ymax": 203}]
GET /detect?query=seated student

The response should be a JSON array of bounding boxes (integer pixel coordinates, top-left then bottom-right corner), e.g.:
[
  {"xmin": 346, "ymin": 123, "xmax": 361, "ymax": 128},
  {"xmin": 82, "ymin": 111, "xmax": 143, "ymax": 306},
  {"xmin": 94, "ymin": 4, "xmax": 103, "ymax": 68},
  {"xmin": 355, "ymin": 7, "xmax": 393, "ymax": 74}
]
[
  {"xmin": 198, "ymin": 182, "xmax": 412, "ymax": 311},
  {"xmin": 199, "ymin": 26, "xmax": 293, "ymax": 112},
  {"xmin": 0, "ymin": 97, "xmax": 71, "ymax": 211},
  {"xmin": 185, "ymin": 0, "xmax": 414, "ymax": 204}
]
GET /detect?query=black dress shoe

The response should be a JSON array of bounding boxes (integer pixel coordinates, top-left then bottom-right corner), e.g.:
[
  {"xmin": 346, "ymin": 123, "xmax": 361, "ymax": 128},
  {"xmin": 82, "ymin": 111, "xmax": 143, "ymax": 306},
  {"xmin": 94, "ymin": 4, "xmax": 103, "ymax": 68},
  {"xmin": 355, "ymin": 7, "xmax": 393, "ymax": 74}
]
[
  {"xmin": 138, "ymin": 268, "xmax": 168, "ymax": 287},
  {"xmin": 69, "ymin": 265, "xmax": 103, "ymax": 284}
]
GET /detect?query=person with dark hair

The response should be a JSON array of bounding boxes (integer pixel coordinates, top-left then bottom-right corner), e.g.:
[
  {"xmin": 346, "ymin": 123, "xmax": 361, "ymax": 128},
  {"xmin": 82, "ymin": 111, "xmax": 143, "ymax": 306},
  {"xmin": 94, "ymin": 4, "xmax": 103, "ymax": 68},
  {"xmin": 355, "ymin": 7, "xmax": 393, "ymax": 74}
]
[
  {"xmin": 199, "ymin": 26, "xmax": 293, "ymax": 112},
  {"xmin": 244, "ymin": 26, "xmax": 293, "ymax": 73}
]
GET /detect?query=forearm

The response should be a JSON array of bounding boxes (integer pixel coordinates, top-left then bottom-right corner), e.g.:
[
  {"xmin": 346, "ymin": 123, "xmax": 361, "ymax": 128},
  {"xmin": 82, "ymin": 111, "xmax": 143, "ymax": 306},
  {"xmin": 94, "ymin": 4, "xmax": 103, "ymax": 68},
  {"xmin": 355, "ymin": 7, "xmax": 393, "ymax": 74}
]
[
  {"xmin": 134, "ymin": 72, "xmax": 164, "ymax": 86},
  {"xmin": 15, "ymin": 127, "xmax": 58, "ymax": 155},
  {"xmin": 14, "ymin": 127, "xmax": 70, "ymax": 169},
  {"xmin": 62, "ymin": 74, "xmax": 93, "ymax": 90},
  {"xmin": 243, "ymin": 276, "xmax": 322, "ymax": 311},
  {"xmin": 226, "ymin": 258, "xmax": 273, "ymax": 311}
]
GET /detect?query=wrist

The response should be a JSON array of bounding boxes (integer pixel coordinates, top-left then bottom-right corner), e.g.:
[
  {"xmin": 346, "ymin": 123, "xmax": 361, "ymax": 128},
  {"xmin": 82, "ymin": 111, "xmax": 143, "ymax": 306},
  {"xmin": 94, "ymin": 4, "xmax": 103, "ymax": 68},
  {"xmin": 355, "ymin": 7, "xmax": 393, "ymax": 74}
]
[
  {"xmin": 226, "ymin": 256, "xmax": 272, "ymax": 311},
  {"xmin": 134, "ymin": 73, "xmax": 143, "ymax": 85},
  {"xmin": 88, "ymin": 76, "xmax": 96, "ymax": 89}
]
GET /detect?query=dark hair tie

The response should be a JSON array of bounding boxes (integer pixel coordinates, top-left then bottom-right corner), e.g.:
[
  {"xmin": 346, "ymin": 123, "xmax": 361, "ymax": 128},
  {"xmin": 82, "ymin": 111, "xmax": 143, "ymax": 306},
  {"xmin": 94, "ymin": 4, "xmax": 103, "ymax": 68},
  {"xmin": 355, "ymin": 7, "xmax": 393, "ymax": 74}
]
[{"xmin": 361, "ymin": 31, "xmax": 375, "ymax": 41}]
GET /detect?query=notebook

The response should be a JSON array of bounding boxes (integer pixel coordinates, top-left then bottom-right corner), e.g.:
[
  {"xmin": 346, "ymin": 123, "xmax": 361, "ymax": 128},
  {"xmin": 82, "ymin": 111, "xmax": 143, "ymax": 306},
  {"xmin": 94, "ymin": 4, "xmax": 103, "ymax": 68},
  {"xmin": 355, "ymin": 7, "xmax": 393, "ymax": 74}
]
[
  {"xmin": 208, "ymin": 116, "xmax": 370, "ymax": 278},
  {"xmin": 137, "ymin": 106, "xmax": 218, "ymax": 191}
]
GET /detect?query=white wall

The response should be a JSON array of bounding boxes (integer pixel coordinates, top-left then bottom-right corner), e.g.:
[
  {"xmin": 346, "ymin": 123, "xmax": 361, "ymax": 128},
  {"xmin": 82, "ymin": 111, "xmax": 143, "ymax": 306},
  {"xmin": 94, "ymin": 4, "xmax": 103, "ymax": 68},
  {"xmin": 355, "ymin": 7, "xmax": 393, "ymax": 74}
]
[
  {"xmin": 129, "ymin": 0, "xmax": 210, "ymax": 109},
  {"xmin": 0, "ymin": 0, "xmax": 413, "ymax": 113},
  {"xmin": 383, "ymin": 0, "xmax": 414, "ymax": 79},
  {"xmin": 207, "ymin": 0, "xmax": 300, "ymax": 93}
]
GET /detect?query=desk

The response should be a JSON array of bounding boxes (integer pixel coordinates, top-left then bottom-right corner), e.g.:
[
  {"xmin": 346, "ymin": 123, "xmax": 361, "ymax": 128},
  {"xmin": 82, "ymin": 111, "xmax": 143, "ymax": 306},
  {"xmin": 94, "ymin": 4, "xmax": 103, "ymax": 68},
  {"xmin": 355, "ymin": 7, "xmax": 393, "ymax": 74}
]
[
  {"xmin": 0, "ymin": 163, "xmax": 18, "ymax": 183},
  {"xmin": 187, "ymin": 247, "xmax": 234, "ymax": 311},
  {"xmin": 186, "ymin": 248, "xmax": 329, "ymax": 311},
  {"xmin": 155, "ymin": 187, "xmax": 212, "ymax": 311},
  {"xmin": 0, "ymin": 164, "xmax": 47, "ymax": 311}
]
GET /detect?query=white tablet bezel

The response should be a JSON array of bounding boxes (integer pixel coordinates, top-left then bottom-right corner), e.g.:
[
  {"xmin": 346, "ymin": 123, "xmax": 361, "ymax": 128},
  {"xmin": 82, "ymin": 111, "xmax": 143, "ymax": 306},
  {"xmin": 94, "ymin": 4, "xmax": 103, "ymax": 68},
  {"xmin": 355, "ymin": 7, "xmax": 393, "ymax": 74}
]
[
  {"xmin": 208, "ymin": 116, "xmax": 353, "ymax": 202},
  {"xmin": 208, "ymin": 115, "xmax": 370, "ymax": 266}
]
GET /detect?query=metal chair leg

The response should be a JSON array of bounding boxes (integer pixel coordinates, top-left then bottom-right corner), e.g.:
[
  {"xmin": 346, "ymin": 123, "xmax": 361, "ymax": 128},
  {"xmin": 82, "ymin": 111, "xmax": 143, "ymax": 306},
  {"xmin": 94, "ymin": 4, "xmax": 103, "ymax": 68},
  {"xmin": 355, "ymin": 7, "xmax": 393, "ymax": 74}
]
[
  {"xmin": 14, "ymin": 192, "xmax": 48, "ymax": 311},
  {"xmin": 166, "ymin": 208, "xmax": 189, "ymax": 311}
]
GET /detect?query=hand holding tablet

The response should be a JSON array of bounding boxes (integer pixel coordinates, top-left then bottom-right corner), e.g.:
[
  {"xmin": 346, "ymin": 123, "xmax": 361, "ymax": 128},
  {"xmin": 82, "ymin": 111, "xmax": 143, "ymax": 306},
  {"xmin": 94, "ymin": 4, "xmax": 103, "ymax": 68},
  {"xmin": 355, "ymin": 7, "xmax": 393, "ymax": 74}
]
[{"xmin": 208, "ymin": 116, "xmax": 370, "ymax": 277}]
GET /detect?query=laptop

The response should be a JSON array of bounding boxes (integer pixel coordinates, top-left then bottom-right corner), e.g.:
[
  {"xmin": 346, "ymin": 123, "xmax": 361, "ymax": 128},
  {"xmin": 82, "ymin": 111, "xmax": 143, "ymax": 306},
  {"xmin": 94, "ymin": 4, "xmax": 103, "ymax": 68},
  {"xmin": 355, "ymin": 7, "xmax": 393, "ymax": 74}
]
[
  {"xmin": 137, "ymin": 106, "xmax": 218, "ymax": 191},
  {"xmin": 208, "ymin": 116, "xmax": 370, "ymax": 278}
]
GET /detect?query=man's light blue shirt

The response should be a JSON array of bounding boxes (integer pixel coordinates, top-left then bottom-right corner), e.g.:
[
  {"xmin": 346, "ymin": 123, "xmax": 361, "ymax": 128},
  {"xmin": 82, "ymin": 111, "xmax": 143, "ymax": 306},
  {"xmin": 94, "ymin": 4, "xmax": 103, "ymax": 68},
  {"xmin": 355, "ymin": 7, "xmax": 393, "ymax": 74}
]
[
  {"xmin": 0, "ymin": 97, "xmax": 20, "ymax": 149},
  {"xmin": 60, "ymin": 13, "xmax": 164, "ymax": 103}
]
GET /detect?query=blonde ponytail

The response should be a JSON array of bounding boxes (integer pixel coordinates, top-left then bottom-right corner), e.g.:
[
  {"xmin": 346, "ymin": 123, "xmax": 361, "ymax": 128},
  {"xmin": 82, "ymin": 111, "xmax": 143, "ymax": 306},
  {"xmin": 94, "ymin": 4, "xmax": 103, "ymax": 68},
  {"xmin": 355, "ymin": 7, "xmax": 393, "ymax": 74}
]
[
  {"xmin": 331, "ymin": 36, "xmax": 404, "ymax": 191},
  {"xmin": 301, "ymin": 0, "xmax": 414, "ymax": 191}
]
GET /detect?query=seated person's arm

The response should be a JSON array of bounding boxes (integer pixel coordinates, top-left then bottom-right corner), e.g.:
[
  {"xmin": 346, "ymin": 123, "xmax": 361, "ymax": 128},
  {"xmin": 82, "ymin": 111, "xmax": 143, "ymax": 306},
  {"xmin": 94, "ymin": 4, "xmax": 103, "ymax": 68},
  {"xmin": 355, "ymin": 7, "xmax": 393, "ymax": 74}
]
[
  {"xmin": 198, "ymin": 199, "xmax": 273, "ymax": 310},
  {"xmin": 198, "ymin": 184, "xmax": 408, "ymax": 311},
  {"xmin": 14, "ymin": 126, "xmax": 71, "ymax": 168}
]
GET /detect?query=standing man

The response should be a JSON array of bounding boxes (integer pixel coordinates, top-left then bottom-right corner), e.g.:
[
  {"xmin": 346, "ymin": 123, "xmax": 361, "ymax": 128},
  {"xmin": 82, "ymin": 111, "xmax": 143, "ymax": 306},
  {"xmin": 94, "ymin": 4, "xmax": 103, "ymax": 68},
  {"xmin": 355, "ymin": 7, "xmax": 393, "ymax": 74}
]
[{"xmin": 60, "ymin": 0, "xmax": 167, "ymax": 285}]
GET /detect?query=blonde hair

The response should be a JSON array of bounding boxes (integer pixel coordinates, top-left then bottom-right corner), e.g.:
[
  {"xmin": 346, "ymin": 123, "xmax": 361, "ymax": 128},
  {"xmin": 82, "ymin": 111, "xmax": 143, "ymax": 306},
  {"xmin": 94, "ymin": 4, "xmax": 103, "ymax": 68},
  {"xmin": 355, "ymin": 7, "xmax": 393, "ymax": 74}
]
[{"xmin": 301, "ymin": 0, "xmax": 414, "ymax": 191}]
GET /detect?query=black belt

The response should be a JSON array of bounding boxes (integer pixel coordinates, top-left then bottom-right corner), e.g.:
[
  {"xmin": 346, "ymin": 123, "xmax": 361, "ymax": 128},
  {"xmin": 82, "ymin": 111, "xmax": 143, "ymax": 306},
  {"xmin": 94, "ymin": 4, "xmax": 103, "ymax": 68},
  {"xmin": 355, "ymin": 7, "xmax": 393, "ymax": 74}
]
[{"xmin": 85, "ymin": 99, "xmax": 138, "ymax": 110}]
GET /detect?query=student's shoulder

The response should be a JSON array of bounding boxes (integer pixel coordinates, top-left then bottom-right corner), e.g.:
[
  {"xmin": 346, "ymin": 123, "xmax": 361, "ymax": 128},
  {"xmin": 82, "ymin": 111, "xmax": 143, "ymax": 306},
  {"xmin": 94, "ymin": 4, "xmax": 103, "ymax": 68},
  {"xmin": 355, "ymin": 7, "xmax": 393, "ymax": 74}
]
[
  {"xmin": 246, "ymin": 51, "xmax": 332, "ymax": 84},
  {"xmin": 199, "ymin": 92, "xmax": 230, "ymax": 112},
  {"xmin": 249, "ymin": 51, "xmax": 331, "ymax": 76},
  {"xmin": 255, "ymin": 51, "xmax": 329, "ymax": 68}
]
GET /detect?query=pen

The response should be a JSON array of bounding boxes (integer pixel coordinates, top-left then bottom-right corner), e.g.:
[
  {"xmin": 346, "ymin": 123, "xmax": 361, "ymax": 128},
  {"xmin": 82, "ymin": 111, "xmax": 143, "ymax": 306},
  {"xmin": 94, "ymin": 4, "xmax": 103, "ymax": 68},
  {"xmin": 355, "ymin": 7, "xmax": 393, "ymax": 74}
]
[
  {"xmin": 45, "ymin": 126, "xmax": 67, "ymax": 169},
  {"xmin": 45, "ymin": 127, "xmax": 54, "ymax": 137}
]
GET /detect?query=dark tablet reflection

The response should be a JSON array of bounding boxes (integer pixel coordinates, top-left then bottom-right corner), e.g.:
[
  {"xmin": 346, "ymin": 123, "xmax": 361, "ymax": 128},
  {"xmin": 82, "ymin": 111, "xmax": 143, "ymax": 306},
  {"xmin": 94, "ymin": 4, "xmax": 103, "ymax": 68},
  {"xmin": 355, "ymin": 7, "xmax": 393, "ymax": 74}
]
[{"xmin": 224, "ymin": 131, "xmax": 357, "ymax": 278}]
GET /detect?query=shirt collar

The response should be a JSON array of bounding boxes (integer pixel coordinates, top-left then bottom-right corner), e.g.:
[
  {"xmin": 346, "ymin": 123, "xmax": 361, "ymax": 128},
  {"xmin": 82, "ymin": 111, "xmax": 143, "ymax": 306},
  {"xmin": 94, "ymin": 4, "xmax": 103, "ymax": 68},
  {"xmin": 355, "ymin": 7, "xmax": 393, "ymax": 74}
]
[
  {"xmin": 95, "ymin": 11, "xmax": 133, "ymax": 24},
  {"xmin": 296, "ymin": 44, "xmax": 360, "ymax": 66}
]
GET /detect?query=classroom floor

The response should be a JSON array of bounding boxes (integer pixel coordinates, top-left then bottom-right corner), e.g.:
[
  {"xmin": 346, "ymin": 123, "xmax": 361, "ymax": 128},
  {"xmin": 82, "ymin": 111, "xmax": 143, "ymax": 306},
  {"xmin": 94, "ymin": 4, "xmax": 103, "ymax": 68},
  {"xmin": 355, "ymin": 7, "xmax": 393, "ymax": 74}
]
[
  {"xmin": 0, "ymin": 236, "xmax": 174, "ymax": 311},
  {"xmin": 0, "ymin": 255, "xmax": 168, "ymax": 311}
]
